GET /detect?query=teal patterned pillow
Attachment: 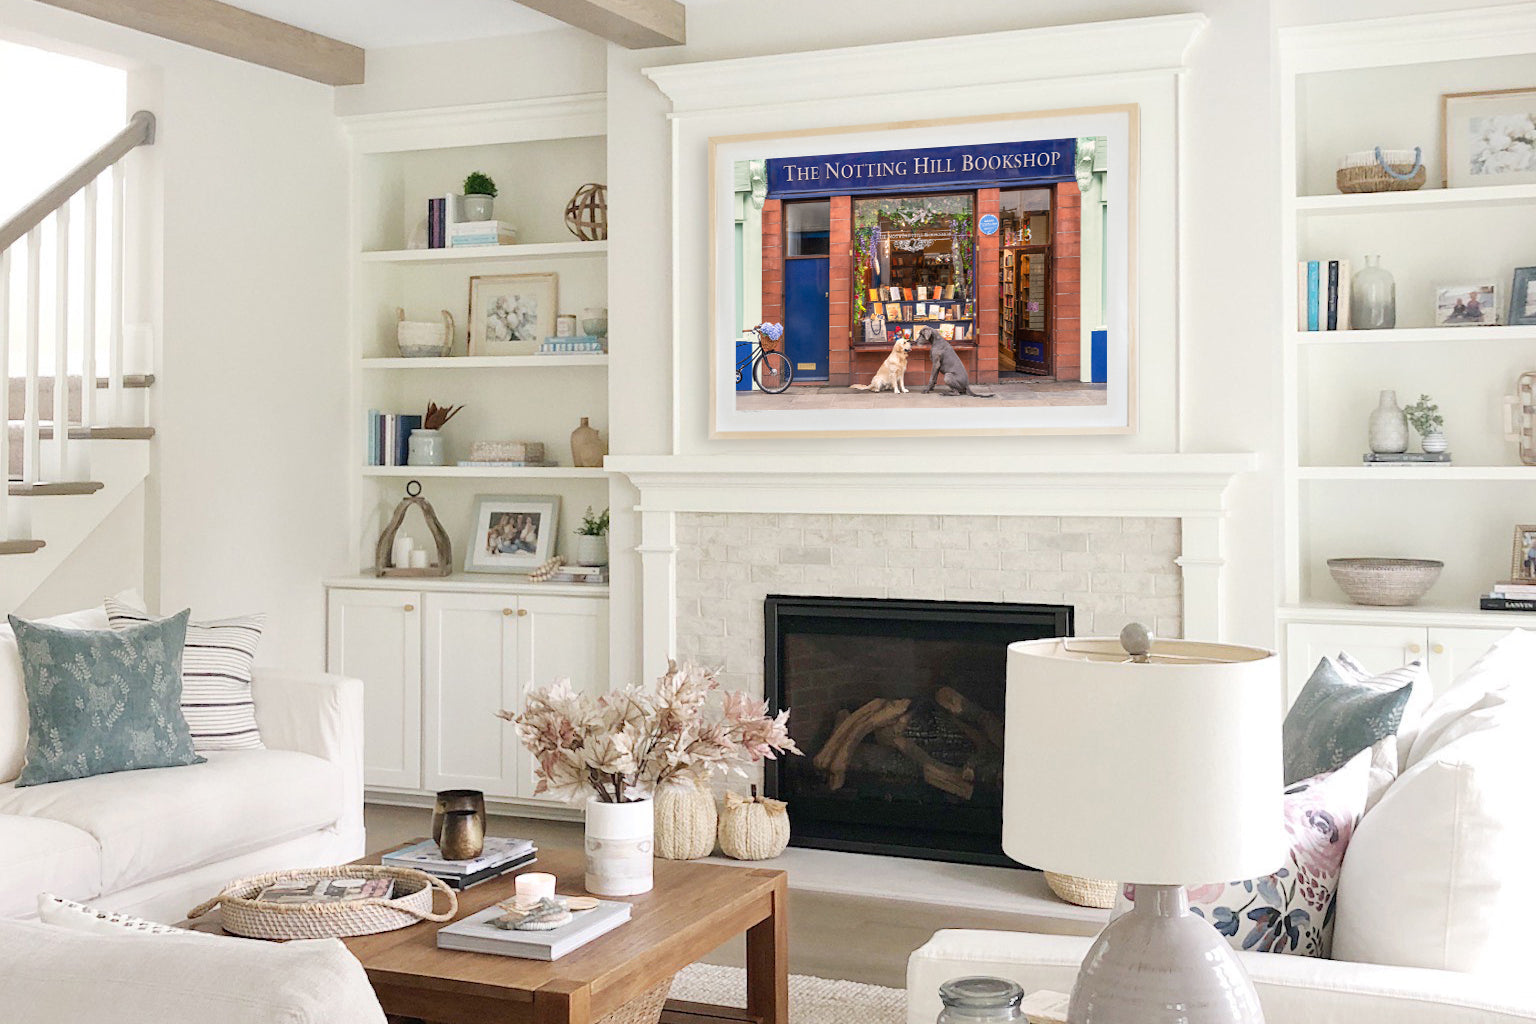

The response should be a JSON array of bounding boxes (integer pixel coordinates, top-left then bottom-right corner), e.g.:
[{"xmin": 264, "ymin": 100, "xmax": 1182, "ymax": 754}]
[
  {"xmin": 9, "ymin": 611, "xmax": 204, "ymax": 787},
  {"xmin": 1283, "ymin": 656, "xmax": 1419, "ymax": 786}
]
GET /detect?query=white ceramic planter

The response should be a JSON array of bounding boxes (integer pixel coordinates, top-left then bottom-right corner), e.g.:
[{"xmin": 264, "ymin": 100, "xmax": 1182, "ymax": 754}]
[
  {"xmin": 1421, "ymin": 431, "xmax": 1448, "ymax": 454},
  {"xmin": 585, "ymin": 797, "xmax": 654, "ymax": 896},
  {"xmin": 574, "ymin": 534, "xmax": 609, "ymax": 567},
  {"xmin": 463, "ymin": 194, "xmax": 494, "ymax": 221}
]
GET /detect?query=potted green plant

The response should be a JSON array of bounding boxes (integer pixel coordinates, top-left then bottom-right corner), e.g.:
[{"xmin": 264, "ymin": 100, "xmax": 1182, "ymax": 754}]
[
  {"xmin": 462, "ymin": 171, "xmax": 497, "ymax": 221},
  {"xmin": 1404, "ymin": 394, "xmax": 1447, "ymax": 454},
  {"xmin": 574, "ymin": 506, "xmax": 609, "ymax": 567}
]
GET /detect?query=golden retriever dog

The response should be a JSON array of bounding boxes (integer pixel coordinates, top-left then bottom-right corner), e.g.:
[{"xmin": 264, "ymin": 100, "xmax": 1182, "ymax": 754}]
[{"xmin": 850, "ymin": 338, "xmax": 912, "ymax": 393}]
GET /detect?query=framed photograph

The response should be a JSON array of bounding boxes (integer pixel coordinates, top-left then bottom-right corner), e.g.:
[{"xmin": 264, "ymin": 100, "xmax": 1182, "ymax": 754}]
[
  {"xmin": 1513, "ymin": 524, "xmax": 1536, "ymax": 582},
  {"xmin": 1510, "ymin": 267, "xmax": 1536, "ymax": 326},
  {"xmin": 1442, "ymin": 88, "xmax": 1536, "ymax": 188},
  {"xmin": 1434, "ymin": 283, "xmax": 1498, "ymax": 327},
  {"xmin": 709, "ymin": 105, "xmax": 1137, "ymax": 437},
  {"xmin": 468, "ymin": 273, "xmax": 557, "ymax": 356},
  {"xmin": 464, "ymin": 494, "xmax": 561, "ymax": 574}
]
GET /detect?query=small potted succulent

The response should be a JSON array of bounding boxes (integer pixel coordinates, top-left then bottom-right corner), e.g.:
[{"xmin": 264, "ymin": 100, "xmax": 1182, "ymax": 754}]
[
  {"xmin": 574, "ymin": 506, "xmax": 610, "ymax": 567},
  {"xmin": 462, "ymin": 171, "xmax": 497, "ymax": 221},
  {"xmin": 1404, "ymin": 394, "xmax": 1447, "ymax": 454}
]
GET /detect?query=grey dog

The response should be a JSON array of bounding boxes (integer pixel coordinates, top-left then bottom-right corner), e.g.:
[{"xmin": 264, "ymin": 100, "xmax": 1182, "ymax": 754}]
[{"xmin": 919, "ymin": 327, "xmax": 994, "ymax": 398}]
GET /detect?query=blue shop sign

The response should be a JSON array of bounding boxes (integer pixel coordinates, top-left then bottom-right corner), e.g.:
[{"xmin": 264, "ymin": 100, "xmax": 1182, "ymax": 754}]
[{"xmin": 767, "ymin": 139, "xmax": 1076, "ymax": 199}]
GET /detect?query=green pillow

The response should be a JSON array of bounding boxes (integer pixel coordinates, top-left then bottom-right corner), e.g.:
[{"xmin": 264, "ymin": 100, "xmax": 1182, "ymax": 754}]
[
  {"xmin": 1282, "ymin": 656, "xmax": 1416, "ymax": 786},
  {"xmin": 9, "ymin": 611, "xmax": 204, "ymax": 787}
]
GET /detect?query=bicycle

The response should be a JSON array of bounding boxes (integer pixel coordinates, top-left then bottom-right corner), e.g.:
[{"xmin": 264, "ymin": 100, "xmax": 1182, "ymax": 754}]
[{"xmin": 735, "ymin": 323, "xmax": 794, "ymax": 395}]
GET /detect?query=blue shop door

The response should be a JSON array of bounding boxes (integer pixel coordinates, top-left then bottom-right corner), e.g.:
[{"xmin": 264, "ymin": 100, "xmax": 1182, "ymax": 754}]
[{"xmin": 784, "ymin": 258, "xmax": 829, "ymax": 382}]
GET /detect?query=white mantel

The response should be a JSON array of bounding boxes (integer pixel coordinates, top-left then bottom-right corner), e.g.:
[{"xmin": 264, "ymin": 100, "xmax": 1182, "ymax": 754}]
[{"xmin": 608, "ymin": 453, "xmax": 1257, "ymax": 670}]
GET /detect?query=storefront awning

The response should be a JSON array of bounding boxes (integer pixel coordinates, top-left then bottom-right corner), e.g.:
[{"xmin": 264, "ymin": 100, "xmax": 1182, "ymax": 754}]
[{"xmin": 766, "ymin": 139, "xmax": 1076, "ymax": 199}]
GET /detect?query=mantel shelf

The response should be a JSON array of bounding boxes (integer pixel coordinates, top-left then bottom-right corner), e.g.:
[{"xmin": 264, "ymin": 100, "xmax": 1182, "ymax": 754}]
[
  {"xmin": 1291, "ymin": 326, "xmax": 1536, "ymax": 346},
  {"xmin": 1292, "ymin": 182, "xmax": 1536, "ymax": 215},
  {"xmin": 361, "ymin": 355, "xmax": 608, "ymax": 370},
  {"xmin": 360, "ymin": 241, "xmax": 606, "ymax": 264}
]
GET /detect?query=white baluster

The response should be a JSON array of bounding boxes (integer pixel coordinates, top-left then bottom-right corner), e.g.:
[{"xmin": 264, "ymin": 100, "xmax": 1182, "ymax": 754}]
[
  {"xmin": 23, "ymin": 227, "xmax": 40, "ymax": 485},
  {"xmin": 81, "ymin": 179, "xmax": 97, "ymax": 430},
  {"xmin": 0, "ymin": 247, "xmax": 10, "ymax": 540},
  {"xmin": 52, "ymin": 202, "xmax": 70, "ymax": 482},
  {"xmin": 108, "ymin": 162, "xmax": 124, "ymax": 427}
]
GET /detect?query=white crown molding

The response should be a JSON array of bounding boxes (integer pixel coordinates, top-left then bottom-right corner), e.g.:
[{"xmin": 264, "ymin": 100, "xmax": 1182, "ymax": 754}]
[
  {"xmin": 340, "ymin": 93, "xmax": 606, "ymax": 153},
  {"xmin": 642, "ymin": 14, "xmax": 1210, "ymax": 114},
  {"xmin": 607, "ymin": 453, "xmax": 1256, "ymax": 519},
  {"xmin": 1281, "ymin": 2, "xmax": 1536, "ymax": 74}
]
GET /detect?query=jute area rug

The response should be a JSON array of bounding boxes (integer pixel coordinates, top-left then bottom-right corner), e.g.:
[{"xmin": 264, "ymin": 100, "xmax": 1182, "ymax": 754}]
[{"xmin": 669, "ymin": 963, "xmax": 906, "ymax": 1024}]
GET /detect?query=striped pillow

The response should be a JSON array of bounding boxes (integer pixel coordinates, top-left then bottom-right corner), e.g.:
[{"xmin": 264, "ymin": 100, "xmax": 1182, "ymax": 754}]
[{"xmin": 104, "ymin": 598, "xmax": 266, "ymax": 751}]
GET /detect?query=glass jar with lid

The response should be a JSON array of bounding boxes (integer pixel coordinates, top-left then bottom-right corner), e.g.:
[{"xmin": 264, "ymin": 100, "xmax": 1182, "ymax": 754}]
[{"xmin": 938, "ymin": 976, "xmax": 1025, "ymax": 1024}]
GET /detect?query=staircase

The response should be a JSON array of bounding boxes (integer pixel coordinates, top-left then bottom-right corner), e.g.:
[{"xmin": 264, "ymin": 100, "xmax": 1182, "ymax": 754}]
[{"xmin": 2, "ymin": 112, "xmax": 157, "ymax": 609}]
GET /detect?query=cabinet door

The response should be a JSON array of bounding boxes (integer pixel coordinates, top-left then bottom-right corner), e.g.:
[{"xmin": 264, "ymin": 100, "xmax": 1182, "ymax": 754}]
[
  {"xmin": 1283, "ymin": 622, "xmax": 1425, "ymax": 708},
  {"xmin": 516, "ymin": 595, "xmax": 610, "ymax": 800},
  {"xmin": 1426, "ymin": 627, "xmax": 1507, "ymax": 695},
  {"xmin": 327, "ymin": 588, "xmax": 421, "ymax": 790},
  {"xmin": 421, "ymin": 592, "xmax": 523, "ymax": 800}
]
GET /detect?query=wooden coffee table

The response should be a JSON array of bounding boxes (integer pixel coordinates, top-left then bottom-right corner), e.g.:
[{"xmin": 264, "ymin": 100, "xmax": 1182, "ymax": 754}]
[{"xmin": 184, "ymin": 844, "xmax": 788, "ymax": 1024}]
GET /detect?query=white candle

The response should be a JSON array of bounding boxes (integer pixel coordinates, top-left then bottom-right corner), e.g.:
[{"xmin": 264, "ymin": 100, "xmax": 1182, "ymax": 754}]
[
  {"xmin": 515, "ymin": 872, "xmax": 556, "ymax": 902},
  {"xmin": 409, "ymin": 549, "xmax": 429, "ymax": 569},
  {"xmin": 392, "ymin": 535, "xmax": 414, "ymax": 567}
]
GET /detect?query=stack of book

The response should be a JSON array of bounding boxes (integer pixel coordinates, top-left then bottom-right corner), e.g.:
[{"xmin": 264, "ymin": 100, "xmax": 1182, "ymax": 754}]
[
  {"xmin": 539, "ymin": 337, "xmax": 605, "ymax": 354},
  {"xmin": 543, "ymin": 564, "xmax": 608, "ymax": 585},
  {"xmin": 1296, "ymin": 259, "xmax": 1352, "ymax": 332},
  {"xmin": 1362, "ymin": 451, "xmax": 1453, "ymax": 465},
  {"xmin": 426, "ymin": 195, "xmax": 518, "ymax": 248},
  {"xmin": 382, "ymin": 836, "xmax": 537, "ymax": 890},
  {"xmin": 1481, "ymin": 581, "xmax": 1536, "ymax": 612},
  {"xmin": 367, "ymin": 411, "xmax": 421, "ymax": 467},
  {"xmin": 437, "ymin": 899, "xmax": 631, "ymax": 960}
]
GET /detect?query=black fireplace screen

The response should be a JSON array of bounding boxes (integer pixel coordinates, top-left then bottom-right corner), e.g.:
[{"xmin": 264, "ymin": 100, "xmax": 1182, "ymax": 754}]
[{"xmin": 763, "ymin": 595, "xmax": 1072, "ymax": 867}]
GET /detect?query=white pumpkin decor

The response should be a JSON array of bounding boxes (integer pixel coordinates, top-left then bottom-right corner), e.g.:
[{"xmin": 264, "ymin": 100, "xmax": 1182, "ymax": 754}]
[
  {"xmin": 718, "ymin": 786, "xmax": 790, "ymax": 861},
  {"xmin": 655, "ymin": 781, "xmax": 718, "ymax": 860}
]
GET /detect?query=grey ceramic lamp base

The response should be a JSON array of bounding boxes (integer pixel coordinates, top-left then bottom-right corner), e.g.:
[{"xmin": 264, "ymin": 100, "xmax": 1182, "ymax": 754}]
[{"xmin": 1069, "ymin": 885, "xmax": 1264, "ymax": 1024}]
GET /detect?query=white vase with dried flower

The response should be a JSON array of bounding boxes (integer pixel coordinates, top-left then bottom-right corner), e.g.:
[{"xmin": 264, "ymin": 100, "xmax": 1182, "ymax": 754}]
[{"xmin": 499, "ymin": 660, "xmax": 799, "ymax": 895}]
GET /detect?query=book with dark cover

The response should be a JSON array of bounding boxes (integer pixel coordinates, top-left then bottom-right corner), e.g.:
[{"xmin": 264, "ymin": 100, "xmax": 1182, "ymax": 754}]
[
  {"xmin": 1362, "ymin": 452, "xmax": 1453, "ymax": 463},
  {"xmin": 427, "ymin": 198, "xmax": 446, "ymax": 249},
  {"xmin": 395, "ymin": 414, "xmax": 421, "ymax": 468},
  {"xmin": 1326, "ymin": 260, "xmax": 1340, "ymax": 330},
  {"xmin": 1481, "ymin": 596, "xmax": 1536, "ymax": 612}
]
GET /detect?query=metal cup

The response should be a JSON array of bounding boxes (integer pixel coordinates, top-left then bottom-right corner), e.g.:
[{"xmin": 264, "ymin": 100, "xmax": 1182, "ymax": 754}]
[
  {"xmin": 438, "ymin": 808, "xmax": 486, "ymax": 861},
  {"xmin": 432, "ymin": 789, "xmax": 486, "ymax": 848}
]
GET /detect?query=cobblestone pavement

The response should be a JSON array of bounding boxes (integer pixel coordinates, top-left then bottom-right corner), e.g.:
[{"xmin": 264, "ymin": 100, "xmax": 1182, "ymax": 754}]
[{"xmin": 735, "ymin": 377, "xmax": 1106, "ymax": 410}]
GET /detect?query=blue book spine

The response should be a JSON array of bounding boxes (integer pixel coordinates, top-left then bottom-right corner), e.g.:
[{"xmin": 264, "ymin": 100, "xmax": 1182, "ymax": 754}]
[
  {"xmin": 397, "ymin": 415, "xmax": 421, "ymax": 467},
  {"xmin": 1306, "ymin": 261, "xmax": 1320, "ymax": 332},
  {"xmin": 367, "ymin": 410, "xmax": 380, "ymax": 466}
]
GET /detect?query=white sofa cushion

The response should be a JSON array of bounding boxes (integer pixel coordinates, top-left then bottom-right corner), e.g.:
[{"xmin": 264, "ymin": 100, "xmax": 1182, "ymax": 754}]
[
  {"xmin": 0, "ymin": 917, "xmax": 385, "ymax": 1024},
  {"xmin": 1405, "ymin": 629, "xmax": 1536, "ymax": 768},
  {"xmin": 0, "ymin": 749, "xmax": 342, "ymax": 893},
  {"xmin": 0, "ymin": 604, "xmax": 112, "ymax": 784},
  {"xmin": 0, "ymin": 814, "xmax": 102, "ymax": 918}
]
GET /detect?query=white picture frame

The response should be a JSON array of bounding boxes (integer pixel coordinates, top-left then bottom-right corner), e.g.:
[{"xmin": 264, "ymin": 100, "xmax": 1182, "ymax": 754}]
[{"xmin": 464, "ymin": 494, "xmax": 561, "ymax": 574}]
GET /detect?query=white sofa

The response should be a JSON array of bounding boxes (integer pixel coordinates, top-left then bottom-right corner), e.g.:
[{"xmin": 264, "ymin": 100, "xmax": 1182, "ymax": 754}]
[
  {"xmin": 908, "ymin": 629, "xmax": 1536, "ymax": 1023},
  {"xmin": 0, "ymin": 607, "xmax": 366, "ymax": 923}
]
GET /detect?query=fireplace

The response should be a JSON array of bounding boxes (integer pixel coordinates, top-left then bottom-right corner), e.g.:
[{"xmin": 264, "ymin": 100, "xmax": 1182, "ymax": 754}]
[{"xmin": 763, "ymin": 595, "xmax": 1072, "ymax": 867}]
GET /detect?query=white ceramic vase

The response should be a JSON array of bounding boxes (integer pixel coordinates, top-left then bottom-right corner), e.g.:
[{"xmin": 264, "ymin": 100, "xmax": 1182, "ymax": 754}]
[
  {"xmin": 1421, "ymin": 430, "xmax": 1448, "ymax": 454},
  {"xmin": 407, "ymin": 428, "xmax": 446, "ymax": 467},
  {"xmin": 1367, "ymin": 390, "xmax": 1409, "ymax": 454},
  {"xmin": 585, "ymin": 797, "xmax": 654, "ymax": 896}
]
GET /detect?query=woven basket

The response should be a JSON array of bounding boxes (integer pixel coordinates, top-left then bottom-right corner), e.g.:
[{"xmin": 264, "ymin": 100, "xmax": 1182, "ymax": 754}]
[
  {"xmin": 1043, "ymin": 871, "xmax": 1118, "ymax": 910},
  {"xmin": 186, "ymin": 865, "xmax": 457, "ymax": 940},
  {"xmin": 598, "ymin": 978, "xmax": 673, "ymax": 1024},
  {"xmin": 1327, "ymin": 557, "xmax": 1443, "ymax": 607},
  {"xmin": 1336, "ymin": 147, "xmax": 1426, "ymax": 193}
]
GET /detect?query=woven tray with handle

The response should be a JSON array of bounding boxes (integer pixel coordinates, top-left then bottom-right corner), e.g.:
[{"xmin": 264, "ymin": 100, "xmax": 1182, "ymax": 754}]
[{"xmin": 187, "ymin": 864, "xmax": 457, "ymax": 940}]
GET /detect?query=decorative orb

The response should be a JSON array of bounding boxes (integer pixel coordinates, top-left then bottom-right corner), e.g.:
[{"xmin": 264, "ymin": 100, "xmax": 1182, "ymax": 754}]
[{"xmin": 564, "ymin": 182, "xmax": 608, "ymax": 241}]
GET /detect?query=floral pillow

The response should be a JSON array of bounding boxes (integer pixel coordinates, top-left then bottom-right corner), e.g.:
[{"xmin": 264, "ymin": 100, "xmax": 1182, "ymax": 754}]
[{"xmin": 1186, "ymin": 744, "xmax": 1372, "ymax": 957}]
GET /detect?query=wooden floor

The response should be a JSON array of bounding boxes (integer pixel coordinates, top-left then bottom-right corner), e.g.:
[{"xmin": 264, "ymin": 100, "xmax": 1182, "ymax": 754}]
[{"xmin": 365, "ymin": 804, "xmax": 1086, "ymax": 989}]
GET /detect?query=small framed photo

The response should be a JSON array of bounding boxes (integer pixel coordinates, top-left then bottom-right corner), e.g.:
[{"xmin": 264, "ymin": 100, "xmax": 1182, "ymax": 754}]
[
  {"xmin": 1442, "ymin": 88, "xmax": 1536, "ymax": 188},
  {"xmin": 1513, "ymin": 525, "xmax": 1536, "ymax": 582},
  {"xmin": 555, "ymin": 314, "xmax": 578, "ymax": 338},
  {"xmin": 468, "ymin": 273, "xmax": 558, "ymax": 356},
  {"xmin": 465, "ymin": 494, "xmax": 561, "ymax": 574},
  {"xmin": 1434, "ymin": 283, "xmax": 1498, "ymax": 327},
  {"xmin": 1510, "ymin": 267, "xmax": 1536, "ymax": 326}
]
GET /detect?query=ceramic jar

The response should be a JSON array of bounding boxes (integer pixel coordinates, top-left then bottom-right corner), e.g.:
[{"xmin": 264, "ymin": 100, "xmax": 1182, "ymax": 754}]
[
  {"xmin": 570, "ymin": 417, "xmax": 607, "ymax": 468},
  {"xmin": 574, "ymin": 534, "xmax": 609, "ymax": 567},
  {"xmin": 1351, "ymin": 255, "xmax": 1397, "ymax": 330},
  {"xmin": 463, "ymin": 194, "xmax": 494, "ymax": 221},
  {"xmin": 407, "ymin": 428, "xmax": 447, "ymax": 467},
  {"xmin": 654, "ymin": 782, "xmax": 718, "ymax": 861},
  {"xmin": 718, "ymin": 787, "xmax": 790, "ymax": 861},
  {"xmin": 584, "ymin": 797, "xmax": 654, "ymax": 896},
  {"xmin": 1421, "ymin": 431, "xmax": 1449, "ymax": 454},
  {"xmin": 1368, "ymin": 390, "xmax": 1409, "ymax": 454}
]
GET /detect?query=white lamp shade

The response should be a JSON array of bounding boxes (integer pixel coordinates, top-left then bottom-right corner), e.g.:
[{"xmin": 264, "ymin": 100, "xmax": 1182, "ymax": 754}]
[{"xmin": 1002, "ymin": 637, "xmax": 1285, "ymax": 885}]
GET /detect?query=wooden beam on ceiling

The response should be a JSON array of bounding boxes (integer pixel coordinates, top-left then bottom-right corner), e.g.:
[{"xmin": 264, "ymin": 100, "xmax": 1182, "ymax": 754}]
[
  {"xmin": 513, "ymin": 0, "xmax": 685, "ymax": 48},
  {"xmin": 33, "ymin": 0, "xmax": 365, "ymax": 86}
]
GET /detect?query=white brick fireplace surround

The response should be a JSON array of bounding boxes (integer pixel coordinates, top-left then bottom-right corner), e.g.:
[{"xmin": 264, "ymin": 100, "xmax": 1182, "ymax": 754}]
[{"xmin": 608, "ymin": 454, "xmax": 1258, "ymax": 683}]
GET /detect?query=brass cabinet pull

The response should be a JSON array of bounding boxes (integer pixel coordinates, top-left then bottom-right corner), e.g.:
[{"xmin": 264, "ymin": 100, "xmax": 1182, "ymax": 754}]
[
  {"xmin": 1431, "ymin": 643, "xmax": 1445, "ymax": 655},
  {"xmin": 518, "ymin": 608, "xmax": 528, "ymax": 617},
  {"xmin": 1407, "ymin": 642, "xmax": 1422, "ymax": 655},
  {"xmin": 503, "ymin": 608, "xmax": 514, "ymax": 616},
  {"xmin": 403, "ymin": 604, "xmax": 415, "ymax": 613}
]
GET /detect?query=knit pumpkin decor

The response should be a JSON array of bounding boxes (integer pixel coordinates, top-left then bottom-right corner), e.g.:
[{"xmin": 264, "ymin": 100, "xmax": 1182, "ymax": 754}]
[
  {"xmin": 654, "ymin": 782, "xmax": 717, "ymax": 860},
  {"xmin": 718, "ymin": 786, "xmax": 790, "ymax": 861}
]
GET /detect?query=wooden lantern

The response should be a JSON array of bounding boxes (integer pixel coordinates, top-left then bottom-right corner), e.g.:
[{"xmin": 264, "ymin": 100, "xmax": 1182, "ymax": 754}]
[
  {"xmin": 564, "ymin": 183, "xmax": 608, "ymax": 242},
  {"xmin": 374, "ymin": 481, "xmax": 453, "ymax": 577}
]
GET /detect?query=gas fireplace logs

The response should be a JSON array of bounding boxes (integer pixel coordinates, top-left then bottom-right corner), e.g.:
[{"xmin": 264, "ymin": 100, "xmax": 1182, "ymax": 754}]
[
  {"xmin": 813, "ymin": 693, "xmax": 1003, "ymax": 801},
  {"xmin": 813, "ymin": 698, "xmax": 911, "ymax": 791}
]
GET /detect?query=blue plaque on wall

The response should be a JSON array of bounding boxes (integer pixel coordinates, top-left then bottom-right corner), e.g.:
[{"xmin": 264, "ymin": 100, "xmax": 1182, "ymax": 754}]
[{"xmin": 978, "ymin": 213, "xmax": 999, "ymax": 236}]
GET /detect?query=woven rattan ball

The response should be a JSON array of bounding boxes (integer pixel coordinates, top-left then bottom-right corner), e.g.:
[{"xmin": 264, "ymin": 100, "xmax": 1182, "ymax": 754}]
[{"xmin": 565, "ymin": 182, "xmax": 608, "ymax": 241}]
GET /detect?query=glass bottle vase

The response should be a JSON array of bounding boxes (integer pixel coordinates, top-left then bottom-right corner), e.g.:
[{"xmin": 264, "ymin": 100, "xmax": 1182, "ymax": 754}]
[{"xmin": 1351, "ymin": 254, "xmax": 1396, "ymax": 330}]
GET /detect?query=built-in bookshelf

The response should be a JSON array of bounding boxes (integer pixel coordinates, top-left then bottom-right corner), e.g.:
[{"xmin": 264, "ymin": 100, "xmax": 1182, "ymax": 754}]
[{"xmin": 1277, "ymin": 10, "xmax": 1536, "ymax": 689}]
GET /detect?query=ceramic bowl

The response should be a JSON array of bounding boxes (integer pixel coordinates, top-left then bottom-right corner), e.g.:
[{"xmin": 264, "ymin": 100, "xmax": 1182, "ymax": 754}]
[{"xmin": 1327, "ymin": 557, "xmax": 1443, "ymax": 606}]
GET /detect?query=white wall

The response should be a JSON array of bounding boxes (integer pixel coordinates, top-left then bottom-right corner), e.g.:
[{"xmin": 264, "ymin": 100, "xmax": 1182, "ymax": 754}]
[{"xmin": 0, "ymin": 1, "xmax": 351, "ymax": 669}]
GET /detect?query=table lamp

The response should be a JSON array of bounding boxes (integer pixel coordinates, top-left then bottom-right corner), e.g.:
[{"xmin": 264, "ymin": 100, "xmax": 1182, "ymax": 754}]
[{"xmin": 1002, "ymin": 626, "xmax": 1284, "ymax": 1024}]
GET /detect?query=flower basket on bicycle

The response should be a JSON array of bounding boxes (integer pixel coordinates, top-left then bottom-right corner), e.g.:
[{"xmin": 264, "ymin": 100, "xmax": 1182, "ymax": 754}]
[{"xmin": 737, "ymin": 322, "xmax": 793, "ymax": 395}]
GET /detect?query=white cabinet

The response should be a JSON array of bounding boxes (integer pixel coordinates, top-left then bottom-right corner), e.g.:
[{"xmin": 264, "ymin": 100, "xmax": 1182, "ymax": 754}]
[
  {"xmin": 326, "ymin": 588, "xmax": 422, "ymax": 790},
  {"xmin": 1284, "ymin": 621, "xmax": 1507, "ymax": 705},
  {"xmin": 328, "ymin": 581, "xmax": 608, "ymax": 804}
]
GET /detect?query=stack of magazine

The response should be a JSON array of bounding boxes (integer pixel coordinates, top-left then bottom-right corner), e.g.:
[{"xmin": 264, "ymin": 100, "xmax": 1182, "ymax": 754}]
[
  {"xmin": 437, "ymin": 899, "xmax": 631, "ymax": 960},
  {"xmin": 381, "ymin": 836, "xmax": 536, "ymax": 890},
  {"xmin": 1481, "ymin": 580, "xmax": 1536, "ymax": 612}
]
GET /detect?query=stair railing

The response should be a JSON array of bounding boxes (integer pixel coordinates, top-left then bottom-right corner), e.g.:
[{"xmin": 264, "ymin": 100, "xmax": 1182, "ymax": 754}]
[{"xmin": 0, "ymin": 110, "xmax": 154, "ymax": 546}]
